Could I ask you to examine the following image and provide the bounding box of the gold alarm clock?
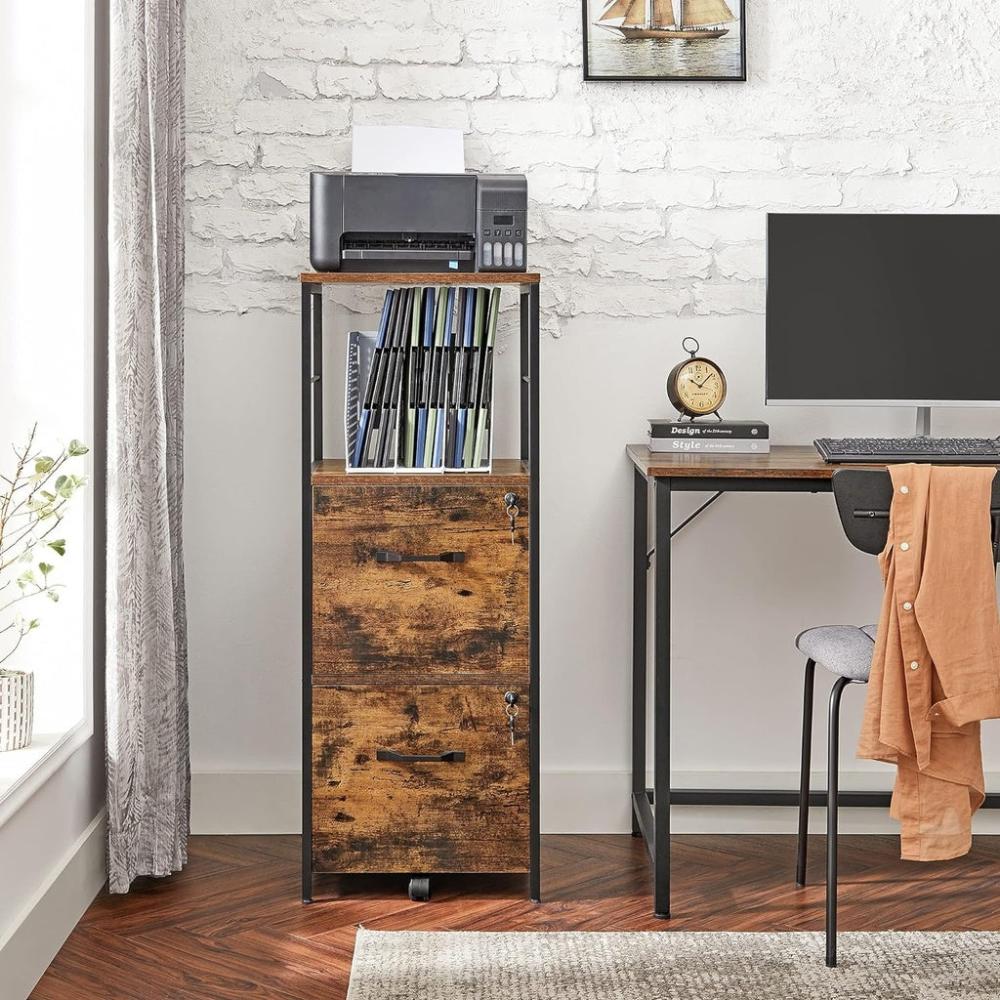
[666,337,727,418]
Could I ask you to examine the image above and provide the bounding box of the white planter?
[0,670,34,752]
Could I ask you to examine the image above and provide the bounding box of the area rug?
[347,928,1000,999]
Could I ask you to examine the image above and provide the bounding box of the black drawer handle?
[375,549,465,564]
[376,749,466,764]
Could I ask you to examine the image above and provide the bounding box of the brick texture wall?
[185,0,1000,331]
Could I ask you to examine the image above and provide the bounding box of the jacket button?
[900,486,909,494]
[903,601,913,611]
[910,661,919,670]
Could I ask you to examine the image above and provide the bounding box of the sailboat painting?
[582,0,745,81]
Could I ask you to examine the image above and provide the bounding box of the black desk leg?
[653,477,672,919]
[632,470,648,836]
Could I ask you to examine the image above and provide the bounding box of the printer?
[309,172,528,274]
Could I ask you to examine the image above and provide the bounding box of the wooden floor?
[32,833,1000,999]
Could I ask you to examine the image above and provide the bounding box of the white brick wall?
[185,1,1000,327]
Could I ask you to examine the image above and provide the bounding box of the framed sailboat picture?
[583,0,746,82]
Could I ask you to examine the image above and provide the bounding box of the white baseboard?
[0,810,106,1000]
[190,768,1000,837]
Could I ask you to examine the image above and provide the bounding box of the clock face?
[673,359,726,415]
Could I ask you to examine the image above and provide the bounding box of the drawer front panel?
[312,685,529,874]
[312,480,529,680]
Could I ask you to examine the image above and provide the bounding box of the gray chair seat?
[795,624,877,682]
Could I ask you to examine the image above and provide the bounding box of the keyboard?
[815,436,1000,464]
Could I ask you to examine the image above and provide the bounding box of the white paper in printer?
[351,125,464,174]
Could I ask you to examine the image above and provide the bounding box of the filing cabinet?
[300,272,540,904]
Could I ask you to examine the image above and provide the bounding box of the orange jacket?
[858,464,1000,861]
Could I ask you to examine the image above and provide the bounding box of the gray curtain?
[106,0,188,894]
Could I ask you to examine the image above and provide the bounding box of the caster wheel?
[408,877,431,902]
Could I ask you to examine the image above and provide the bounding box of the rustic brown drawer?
[312,685,529,874]
[311,478,529,681]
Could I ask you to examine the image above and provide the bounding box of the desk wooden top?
[627,444,880,479]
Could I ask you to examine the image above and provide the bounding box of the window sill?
[0,719,93,828]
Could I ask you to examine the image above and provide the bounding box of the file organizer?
[300,269,541,907]
[345,285,501,474]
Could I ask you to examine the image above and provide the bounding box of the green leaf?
[48,539,66,556]
[38,562,54,576]
[16,569,35,589]
[46,590,59,603]
[34,456,55,474]
[28,619,40,630]
[67,440,89,457]
[54,475,74,499]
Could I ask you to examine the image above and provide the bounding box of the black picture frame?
[582,0,747,83]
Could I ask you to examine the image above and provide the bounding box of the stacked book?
[649,419,770,454]
[348,285,500,472]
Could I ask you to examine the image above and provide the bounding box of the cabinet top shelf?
[300,271,540,286]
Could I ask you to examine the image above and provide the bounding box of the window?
[0,2,94,809]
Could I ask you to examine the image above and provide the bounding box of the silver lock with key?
[504,691,519,746]
[503,492,519,545]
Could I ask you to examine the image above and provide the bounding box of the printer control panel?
[476,174,528,273]
[480,213,526,271]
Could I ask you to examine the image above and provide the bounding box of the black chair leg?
[796,659,816,887]
[826,676,851,969]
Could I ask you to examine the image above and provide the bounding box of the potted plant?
[0,427,88,752]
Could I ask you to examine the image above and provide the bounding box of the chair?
[793,468,1000,968]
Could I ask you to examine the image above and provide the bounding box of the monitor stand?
[915,406,931,438]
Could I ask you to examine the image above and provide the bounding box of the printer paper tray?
[341,248,475,272]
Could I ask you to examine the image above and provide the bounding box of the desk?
[626,443,1000,919]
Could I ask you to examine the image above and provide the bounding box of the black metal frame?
[629,468,1000,922]
[301,278,541,905]
[301,281,322,903]
[581,0,747,83]
[631,472,835,917]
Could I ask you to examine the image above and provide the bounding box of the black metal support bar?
[646,488,725,565]
[519,288,529,465]
[301,282,322,904]
[670,490,723,538]
[669,477,832,495]
[659,787,1000,808]
[653,477,672,919]
[632,470,648,837]
[631,791,655,861]
[527,281,541,904]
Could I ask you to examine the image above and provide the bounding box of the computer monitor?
[765,213,1000,409]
